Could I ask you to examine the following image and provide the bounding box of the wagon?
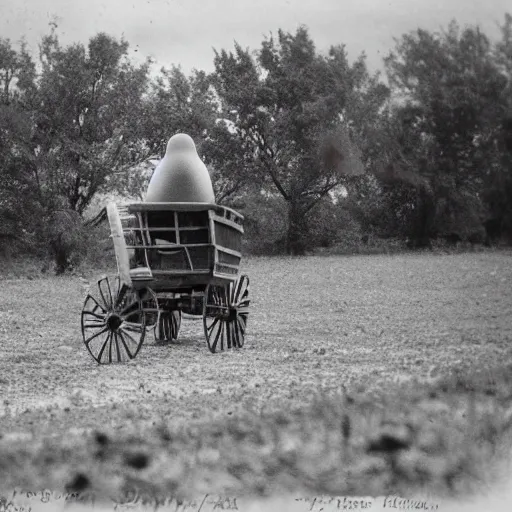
[81,201,250,364]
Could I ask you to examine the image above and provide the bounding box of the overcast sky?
[1,0,510,75]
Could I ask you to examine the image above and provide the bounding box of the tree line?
[1,16,511,272]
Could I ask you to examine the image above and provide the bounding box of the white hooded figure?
[145,133,215,203]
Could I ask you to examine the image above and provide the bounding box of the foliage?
[2,15,512,268]
[210,27,383,254]
[239,192,289,255]
[31,27,152,214]
[382,17,512,246]
[0,26,152,271]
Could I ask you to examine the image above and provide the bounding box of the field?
[1,252,512,510]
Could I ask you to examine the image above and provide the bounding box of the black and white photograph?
[0,0,511,510]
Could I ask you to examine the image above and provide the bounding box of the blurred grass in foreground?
[1,362,511,502]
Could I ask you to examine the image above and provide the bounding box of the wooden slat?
[126,202,244,221]
[106,203,133,289]
[122,227,208,232]
[174,211,180,245]
[125,243,212,249]
[214,262,239,269]
[151,269,211,275]
[128,202,219,212]
[209,210,218,270]
[216,246,242,258]
[215,205,244,222]
[212,214,245,233]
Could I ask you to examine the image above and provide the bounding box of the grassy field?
[0,251,511,508]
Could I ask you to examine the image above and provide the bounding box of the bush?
[239,194,288,255]
[41,210,88,274]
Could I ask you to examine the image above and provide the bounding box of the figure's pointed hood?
[145,133,215,203]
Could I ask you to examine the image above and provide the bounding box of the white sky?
[0,0,510,75]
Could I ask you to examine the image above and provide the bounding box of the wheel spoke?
[118,325,145,359]
[118,331,134,359]
[86,295,107,314]
[232,275,249,306]
[238,297,250,307]
[211,320,223,352]
[207,316,220,334]
[122,321,145,333]
[119,326,140,343]
[84,326,109,346]
[171,311,181,340]
[120,300,139,316]
[239,311,248,327]
[82,312,106,326]
[98,278,113,311]
[114,332,122,362]
[170,314,176,339]
[232,317,240,347]
[96,331,111,362]
[108,332,114,363]
[155,314,167,342]
[165,316,170,339]
[105,277,114,310]
[237,315,247,337]
[83,310,107,320]
[165,316,171,339]
[83,321,106,330]
[226,321,233,349]
[161,320,166,340]
[114,281,129,309]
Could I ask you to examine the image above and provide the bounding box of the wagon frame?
[81,201,250,364]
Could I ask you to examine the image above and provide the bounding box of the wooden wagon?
[81,201,250,364]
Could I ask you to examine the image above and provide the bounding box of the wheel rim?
[203,275,250,353]
[81,276,146,364]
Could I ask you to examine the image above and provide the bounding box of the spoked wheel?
[203,274,250,353]
[155,310,182,342]
[81,275,150,364]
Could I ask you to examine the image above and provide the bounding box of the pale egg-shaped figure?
[145,133,215,203]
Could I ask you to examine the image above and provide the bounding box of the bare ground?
[0,251,511,505]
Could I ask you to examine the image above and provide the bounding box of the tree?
[384,19,510,246]
[142,66,217,151]
[121,65,241,203]
[30,28,152,216]
[481,13,512,243]
[0,37,36,104]
[0,27,153,271]
[210,27,384,254]
[0,38,38,251]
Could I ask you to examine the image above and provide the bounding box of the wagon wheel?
[81,276,155,364]
[155,310,182,342]
[203,274,250,353]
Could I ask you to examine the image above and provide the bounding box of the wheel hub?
[106,313,122,331]
[227,307,238,322]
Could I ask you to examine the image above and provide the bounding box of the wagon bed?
[81,201,250,364]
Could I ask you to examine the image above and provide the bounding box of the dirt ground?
[0,251,511,506]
